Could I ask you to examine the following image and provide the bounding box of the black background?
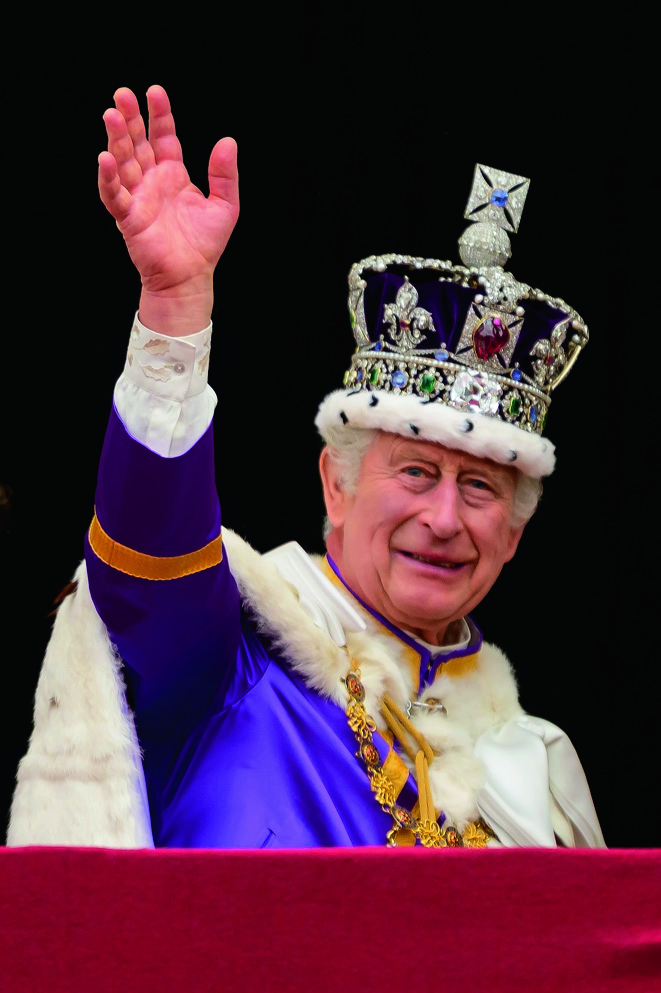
[1,43,654,848]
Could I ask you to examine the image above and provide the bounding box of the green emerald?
[349,309,356,329]
[509,396,521,416]
[420,374,435,393]
[343,369,350,386]
[542,411,548,430]
[369,367,380,385]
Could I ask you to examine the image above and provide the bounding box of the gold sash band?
[88,513,222,580]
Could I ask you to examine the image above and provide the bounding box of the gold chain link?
[344,664,496,849]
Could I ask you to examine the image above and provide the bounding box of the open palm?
[98,86,239,294]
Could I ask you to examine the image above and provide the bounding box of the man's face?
[321,433,525,645]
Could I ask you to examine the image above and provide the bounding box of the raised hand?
[98,85,239,334]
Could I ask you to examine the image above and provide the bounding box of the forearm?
[86,313,240,735]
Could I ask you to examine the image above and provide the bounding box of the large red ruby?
[473,316,510,361]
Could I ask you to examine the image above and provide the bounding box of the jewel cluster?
[344,348,549,434]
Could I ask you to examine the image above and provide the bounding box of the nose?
[417,478,463,539]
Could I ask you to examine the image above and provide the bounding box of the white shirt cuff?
[113,313,217,458]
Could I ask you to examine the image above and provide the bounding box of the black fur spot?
[462,419,474,433]
[346,390,362,397]
[508,450,518,462]
[369,395,379,407]
[410,424,419,435]
[340,411,349,424]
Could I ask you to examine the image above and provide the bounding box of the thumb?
[208,137,239,210]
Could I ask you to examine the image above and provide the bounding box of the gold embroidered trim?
[344,661,495,849]
[88,513,222,581]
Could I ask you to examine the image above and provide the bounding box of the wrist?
[138,277,214,337]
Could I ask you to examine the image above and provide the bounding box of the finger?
[98,151,132,223]
[113,87,155,176]
[208,137,240,211]
[103,107,144,194]
[146,84,184,165]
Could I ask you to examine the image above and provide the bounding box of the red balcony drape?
[2,847,659,993]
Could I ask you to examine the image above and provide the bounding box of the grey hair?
[321,425,542,539]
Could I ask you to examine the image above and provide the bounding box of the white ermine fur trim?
[7,562,153,848]
[316,389,555,479]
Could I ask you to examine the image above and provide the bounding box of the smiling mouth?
[401,551,463,569]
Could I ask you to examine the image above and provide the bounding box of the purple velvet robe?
[85,407,480,848]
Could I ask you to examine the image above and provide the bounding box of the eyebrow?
[390,443,442,463]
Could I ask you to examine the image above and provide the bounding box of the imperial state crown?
[315,164,588,479]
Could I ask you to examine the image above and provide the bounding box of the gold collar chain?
[343,664,495,848]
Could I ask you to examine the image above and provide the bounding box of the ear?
[504,522,526,563]
[319,447,352,529]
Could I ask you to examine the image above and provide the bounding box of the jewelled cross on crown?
[464,164,530,233]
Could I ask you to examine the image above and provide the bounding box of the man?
[7,85,604,850]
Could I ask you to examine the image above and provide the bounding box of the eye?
[462,476,496,494]
[404,466,425,477]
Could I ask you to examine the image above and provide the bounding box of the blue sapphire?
[391,370,408,388]
[511,369,522,381]
[529,405,537,423]
[490,188,509,207]
[435,349,449,361]
[374,340,383,352]
[356,368,364,382]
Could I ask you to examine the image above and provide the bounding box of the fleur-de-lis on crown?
[530,324,568,387]
[383,277,435,351]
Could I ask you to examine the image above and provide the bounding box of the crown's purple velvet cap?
[364,266,568,379]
